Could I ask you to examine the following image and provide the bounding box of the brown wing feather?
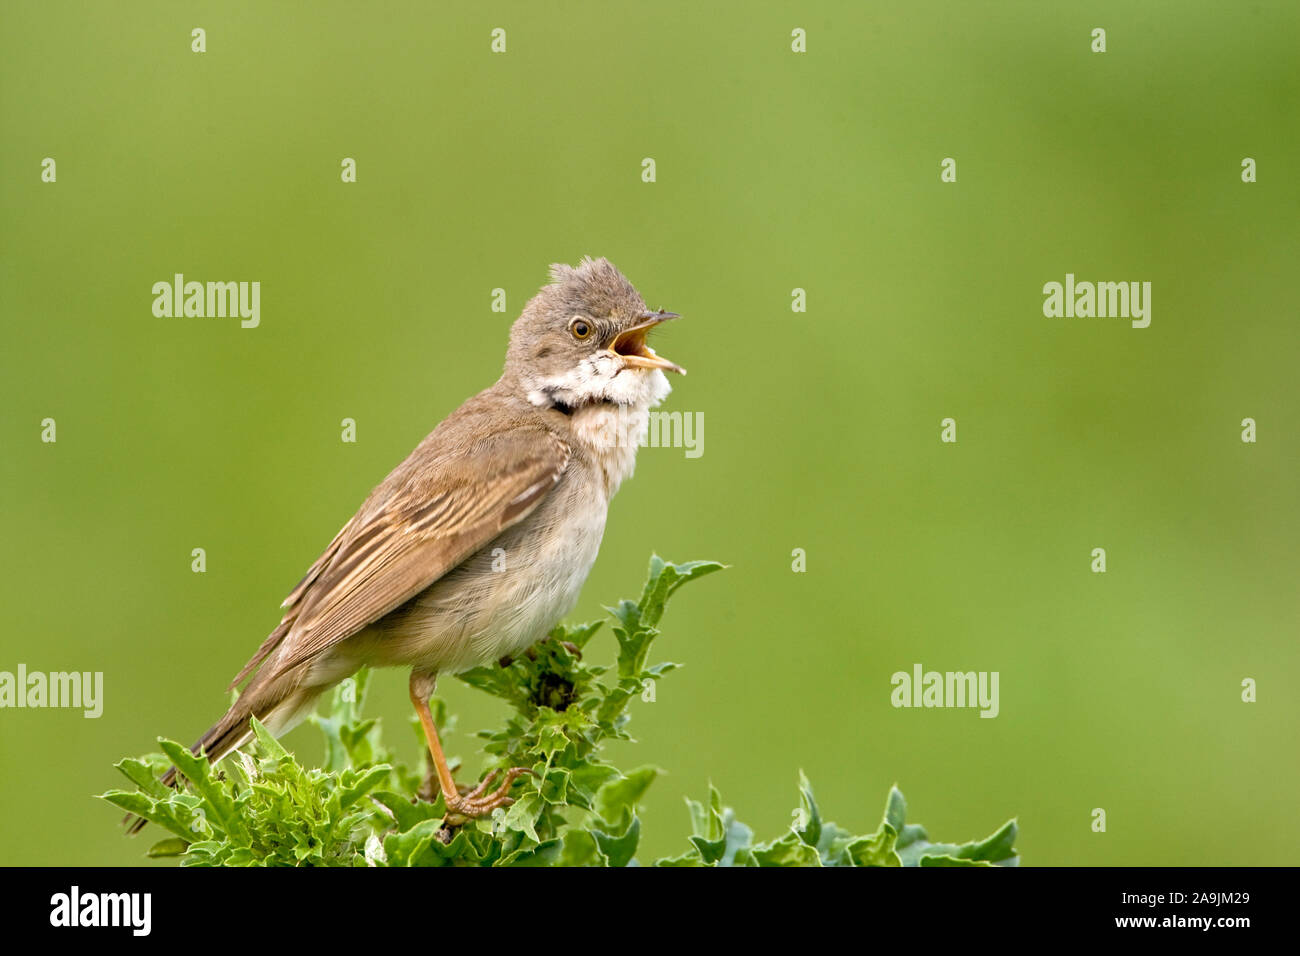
[282,515,357,609]
[258,427,570,681]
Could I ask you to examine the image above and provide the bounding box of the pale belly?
[323,476,608,677]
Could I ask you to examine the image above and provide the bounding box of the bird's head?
[506,257,683,411]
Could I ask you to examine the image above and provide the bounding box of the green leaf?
[101,790,153,818]
[680,785,751,866]
[591,814,641,868]
[248,716,290,762]
[898,819,1019,868]
[654,850,707,867]
[718,812,755,867]
[500,791,546,843]
[883,792,1017,867]
[536,767,570,805]
[793,770,822,848]
[559,829,603,866]
[113,757,170,799]
[752,831,822,867]
[884,785,907,832]
[637,556,726,630]
[372,791,443,832]
[156,738,242,839]
[594,766,660,824]
[336,765,391,811]
[919,854,996,867]
[846,825,901,867]
[146,837,189,858]
[384,819,444,867]
[956,819,1019,864]
[568,761,620,804]
[497,839,562,867]
[562,620,603,650]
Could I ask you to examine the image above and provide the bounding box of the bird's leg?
[408,670,532,819]
[416,754,460,803]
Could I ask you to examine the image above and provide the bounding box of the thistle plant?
[102,556,1018,867]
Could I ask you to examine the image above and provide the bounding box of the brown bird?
[131,257,684,829]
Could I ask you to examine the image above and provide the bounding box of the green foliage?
[101,555,1018,867]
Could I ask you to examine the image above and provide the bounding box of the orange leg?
[408,671,531,819]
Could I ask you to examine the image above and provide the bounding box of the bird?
[130,256,684,829]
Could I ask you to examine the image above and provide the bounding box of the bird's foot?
[417,756,461,803]
[442,767,534,822]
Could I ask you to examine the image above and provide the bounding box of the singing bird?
[132,257,684,827]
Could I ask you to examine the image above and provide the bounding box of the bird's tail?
[124,671,321,835]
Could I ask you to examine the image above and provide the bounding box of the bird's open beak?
[610,309,685,375]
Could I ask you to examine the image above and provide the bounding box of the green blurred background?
[2,1,1296,866]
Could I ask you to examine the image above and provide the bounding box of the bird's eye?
[570,319,592,340]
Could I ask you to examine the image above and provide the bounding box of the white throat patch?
[525,353,672,412]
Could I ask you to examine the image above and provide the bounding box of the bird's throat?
[566,400,656,497]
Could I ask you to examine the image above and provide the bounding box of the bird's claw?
[442,767,535,822]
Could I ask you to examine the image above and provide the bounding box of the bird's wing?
[251,425,571,683]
